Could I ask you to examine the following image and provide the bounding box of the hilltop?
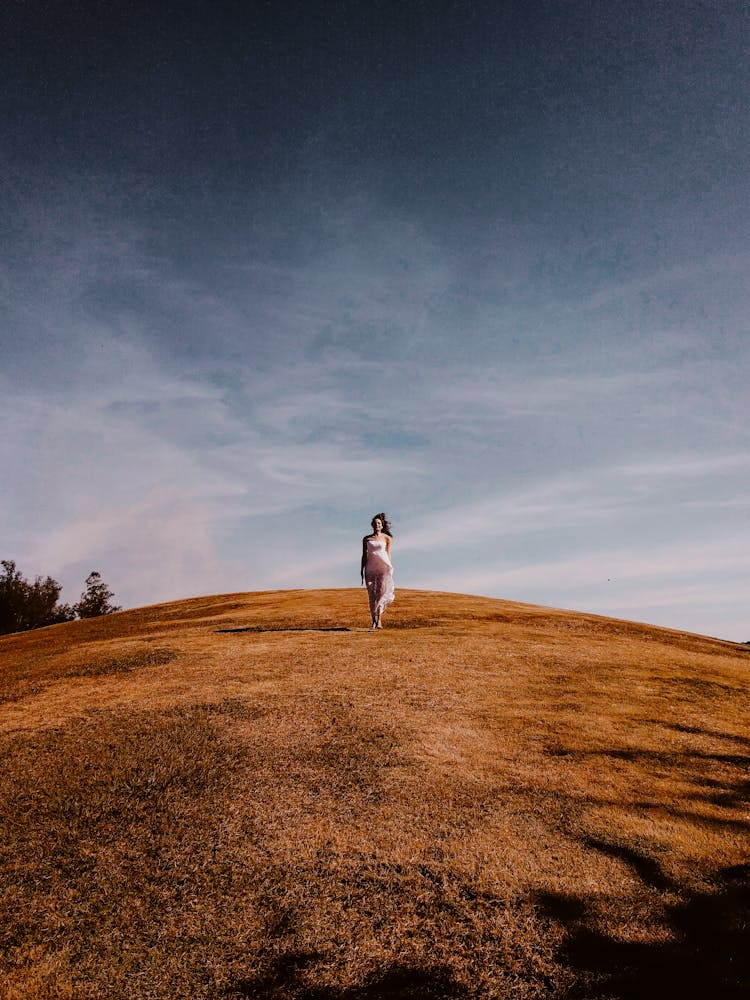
[1,589,748,999]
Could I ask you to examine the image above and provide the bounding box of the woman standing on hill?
[361,513,395,630]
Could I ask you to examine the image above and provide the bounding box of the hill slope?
[1,589,748,999]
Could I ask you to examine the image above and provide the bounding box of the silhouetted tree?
[73,571,121,619]
[0,560,24,634]
[0,560,74,635]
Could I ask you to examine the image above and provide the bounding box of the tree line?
[0,561,121,636]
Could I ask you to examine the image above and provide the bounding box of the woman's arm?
[385,535,392,557]
[361,537,368,582]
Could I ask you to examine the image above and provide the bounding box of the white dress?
[365,537,395,617]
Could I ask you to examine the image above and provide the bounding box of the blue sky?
[2,1,748,639]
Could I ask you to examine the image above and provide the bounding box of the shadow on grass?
[229,958,468,999]
[544,729,750,827]
[567,746,750,768]
[582,836,674,892]
[536,855,750,1000]
[707,779,750,810]
[659,720,750,749]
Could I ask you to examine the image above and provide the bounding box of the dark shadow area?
[582,836,673,892]
[534,891,587,923]
[556,746,750,769]
[537,861,750,1000]
[228,958,469,999]
[531,770,750,833]
[229,950,318,997]
[659,721,750,748]
[707,779,750,810]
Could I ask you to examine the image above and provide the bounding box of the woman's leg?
[366,574,375,627]
[377,570,393,629]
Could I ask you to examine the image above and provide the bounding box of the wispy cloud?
[422,534,748,593]
[0,335,421,606]
[583,254,749,311]
[394,445,749,553]
[435,368,679,418]
[615,452,750,479]
[412,534,748,639]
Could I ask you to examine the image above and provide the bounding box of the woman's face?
[373,517,383,532]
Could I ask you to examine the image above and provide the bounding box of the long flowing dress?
[365,537,395,618]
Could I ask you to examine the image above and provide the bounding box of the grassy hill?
[1,589,748,999]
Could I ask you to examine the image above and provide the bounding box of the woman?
[360,512,395,629]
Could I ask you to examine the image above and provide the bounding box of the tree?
[0,562,121,635]
[0,560,25,634]
[0,560,74,635]
[73,571,121,619]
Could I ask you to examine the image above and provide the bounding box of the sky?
[1,0,748,640]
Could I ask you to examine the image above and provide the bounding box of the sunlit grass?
[1,589,747,998]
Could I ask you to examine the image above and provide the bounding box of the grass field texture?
[1,588,748,999]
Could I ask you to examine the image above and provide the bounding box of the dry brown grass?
[1,589,748,999]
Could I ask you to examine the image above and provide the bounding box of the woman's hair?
[371,512,393,536]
